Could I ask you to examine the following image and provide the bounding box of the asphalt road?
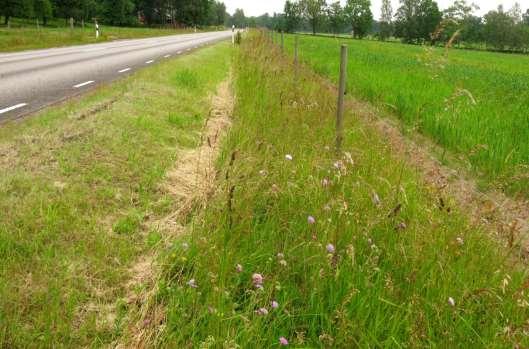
[0,30,233,121]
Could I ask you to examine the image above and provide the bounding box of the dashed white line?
[73,80,95,88]
[164,54,171,58]
[145,60,154,64]
[118,68,131,73]
[0,103,27,114]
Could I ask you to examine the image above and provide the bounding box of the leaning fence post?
[336,45,348,155]
[294,36,299,64]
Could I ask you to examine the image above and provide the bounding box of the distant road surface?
[0,30,232,121]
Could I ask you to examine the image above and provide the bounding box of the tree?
[379,0,393,40]
[284,0,301,33]
[232,8,246,28]
[34,0,53,25]
[327,1,344,34]
[441,0,479,44]
[483,5,516,50]
[344,0,373,38]
[0,0,23,24]
[394,0,441,43]
[524,9,529,25]
[211,1,227,26]
[299,0,326,35]
[417,0,441,43]
[394,0,419,43]
[104,0,134,25]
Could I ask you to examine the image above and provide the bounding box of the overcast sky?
[224,0,529,18]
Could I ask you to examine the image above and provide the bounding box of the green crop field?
[281,34,529,198]
[0,18,219,52]
[154,34,529,348]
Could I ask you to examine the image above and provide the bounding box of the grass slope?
[281,34,529,198]
[156,34,529,347]
[0,42,231,347]
[0,18,220,52]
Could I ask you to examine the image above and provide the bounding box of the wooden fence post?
[70,17,74,30]
[281,31,284,51]
[294,36,299,64]
[336,45,348,155]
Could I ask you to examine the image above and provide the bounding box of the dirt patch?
[114,77,234,348]
[345,97,529,259]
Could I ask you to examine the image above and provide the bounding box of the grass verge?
[0,18,220,52]
[154,33,529,347]
[281,34,529,198]
[0,42,231,347]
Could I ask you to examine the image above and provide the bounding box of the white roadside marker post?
[232,25,235,45]
[95,19,100,39]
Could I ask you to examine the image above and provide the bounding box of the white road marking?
[145,60,154,64]
[118,68,131,73]
[0,103,27,114]
[164,54,171,58]
[73,80,94,88]
[82,47,107,53]
[177,51,183,54]
[186,48,191,51]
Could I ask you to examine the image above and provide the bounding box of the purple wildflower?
[271,300,279,309]
[326,243,335,254]
[187,279,197,288]
[308,216,316,225]
[279,337,289,346]
[236,264,243,273]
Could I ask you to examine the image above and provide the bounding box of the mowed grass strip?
[0,18,218,52]
[0,42,231,347]
[282,34,529,198]
[155,35,529,348]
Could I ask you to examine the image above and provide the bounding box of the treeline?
[0,0,229,27]
[244,0,529,53]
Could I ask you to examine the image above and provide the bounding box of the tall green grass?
[281,34,529,197]
[156,34,529,347]
[0,43,231,347]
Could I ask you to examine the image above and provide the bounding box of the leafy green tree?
[395,0,441,43]
[379,0,393,40]
[299,0,326,35]
[211,1,226,26]
[104,0,134,25]
[327,1,345,34]
[441,0,479,44]
[34,0,53,24]
[284,0,301,33]
[483,5,514,50]
[459,15,483,43]
[0,0,24,23]
[417,0,441,42]
[232,8,246,27]
[345,0,373,38]
[524,9,529,25]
